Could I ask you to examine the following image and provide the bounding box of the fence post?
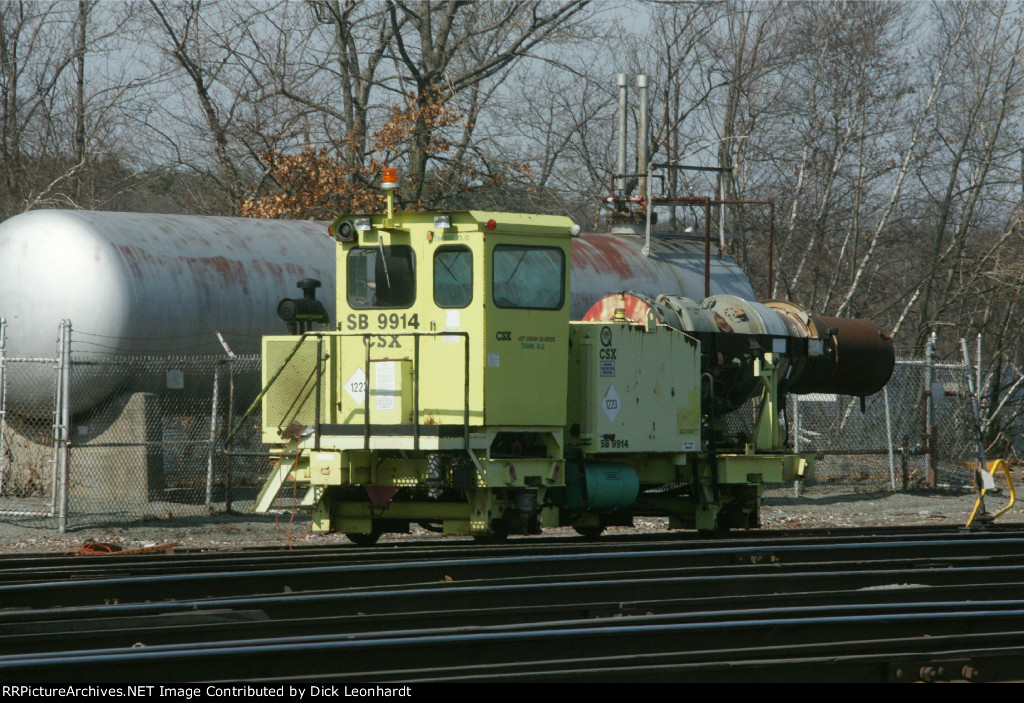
[792,395,801,497]
[216,332,237,514]
[884,385,896,490]
[206,362,220,508]
[49,323,63,513]
[226,358,234,513]
[57,320,72,533]
[925,331,937,486]
[0,318,6,498]
[976,333,984,430]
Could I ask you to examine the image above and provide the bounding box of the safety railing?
[227,329,472,454]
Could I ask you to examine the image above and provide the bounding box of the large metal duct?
[583,292,894,413]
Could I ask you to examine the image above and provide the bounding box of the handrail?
[227,329,473,453]
[224,331,316,448]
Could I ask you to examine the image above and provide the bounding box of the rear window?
[492,245,564,310]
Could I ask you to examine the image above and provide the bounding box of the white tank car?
[0,209,336,413]
[0,210,754,415]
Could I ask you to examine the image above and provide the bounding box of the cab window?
[347,246,416,308]
[492,245,564,310]
[434,246,473,308]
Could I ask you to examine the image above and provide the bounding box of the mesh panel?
[61,356,261,528]
[0,358,59,524]
[717,396,759,440]
[263,337,329,435]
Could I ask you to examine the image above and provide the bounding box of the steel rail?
[325,634,1024,683]
[4,536,1024,587]
[6,543,1024,610]
[2,524,1020,571]
[5,596,1024,657]
[4,529,1024,681]
[4,609,1024,682]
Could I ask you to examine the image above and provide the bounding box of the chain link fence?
[0,319,65,526]
[0,321,988,530]
[0,320,269,530]
[0,359,61,522]
[770,357,978,499]
[62,355,266,530]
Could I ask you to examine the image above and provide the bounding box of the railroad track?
[1,526,1023,682]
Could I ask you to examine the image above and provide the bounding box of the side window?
[347,246,416,309]
[492,245,565,310]
[434,246,473,308]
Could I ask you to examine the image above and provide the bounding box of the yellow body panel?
[482,238,570,427]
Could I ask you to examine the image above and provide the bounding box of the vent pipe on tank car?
[637,74,649,201]
[616,74,628,197]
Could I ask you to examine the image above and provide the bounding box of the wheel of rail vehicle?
[472,523,509,544]
[573,525,606,540]
[345,531,382,547]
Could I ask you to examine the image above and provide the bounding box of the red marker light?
[486,219,497,231]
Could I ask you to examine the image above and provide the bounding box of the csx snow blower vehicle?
[250,181,894,543]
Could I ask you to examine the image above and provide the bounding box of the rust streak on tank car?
[115,244,158,278]
[575,234,642,278]
[182,256,250,294]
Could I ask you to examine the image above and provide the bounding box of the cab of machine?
[334,210,575,431]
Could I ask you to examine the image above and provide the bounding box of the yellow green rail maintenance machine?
[246,181,894,543]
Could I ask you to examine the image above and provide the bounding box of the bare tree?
[273,1,396,177]
[384,0,593,205]
[0,1,140,216]
[143,0,252,206]
[700,2,788,240]
[904,2,1024,352]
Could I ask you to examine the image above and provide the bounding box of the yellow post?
[966,459,1016,527]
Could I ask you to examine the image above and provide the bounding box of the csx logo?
[600,348,616,360]
[363,335,402,348]
[496,330,512,341]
